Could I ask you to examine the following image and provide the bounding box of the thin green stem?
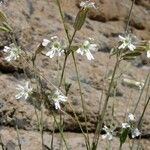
[125,0,135,32]
[15,124,22,150]
[91,58,119,150]
[119,143,123,150]
[71,52,90,149]
[144,73,150,105]
[138,97,150,129]
[66,101,90,147]
[0,135,5,150]
[55,0,77,88]
[59,54,68,87]
[51,122,55,150]
[40,104,44,150]
[56,0,70,42]
[52,112,69,150]
[59,30,76,87]
[133,72,150,114]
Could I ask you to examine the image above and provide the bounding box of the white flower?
[102,126,113,141]
[3,44,21,62]
[131,128,141,138]
[15,81,33,100]
[118,35,136,51]
[50,90,67,110]
[80,0,96,9]
[77,38,97,60]
[122,123,130,128]
[147,50,150,58]
[42,36,64,58]
[128,113,135,121]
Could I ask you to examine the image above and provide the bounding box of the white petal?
[86,51,94,60]
[55,101,61,110]
[122,123,130,128]
[102,134,107,139]
[15,93,23,99]
[118,43,126,49]
[119,35,125,41]
[42,39,50,47]
[46,50,55,58]
[147,50,150,58]
[24,93,29,100]
[51,36,58,40]
[128,113,135,121]
[3,46,11,52]
[58,95,67,102]
[80,1,85,7]
[128,44,136,51]
[89,44,97,51]
[131,128,141,138]
[77,48,84,55]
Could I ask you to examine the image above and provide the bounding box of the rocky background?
[0,0,150,149]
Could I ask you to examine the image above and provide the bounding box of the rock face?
[76,0,150,39]
[0,0,150,149]
[0,128,150,150]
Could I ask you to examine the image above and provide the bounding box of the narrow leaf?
[120,128,129,144]
[0,10,7,23]
[74,9,88,31]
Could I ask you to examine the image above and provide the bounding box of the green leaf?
[0,11,12,33]
[120,128,129,144]
[73,9,88,31]
[2,22,12,32]
[122,52,141,58]
[0,10,7,23]
[122,51,141,60]
[123,56,136,60]
[0,26,10,32]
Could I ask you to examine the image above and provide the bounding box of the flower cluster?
[48,90,67,110]
[122,113,141,138]
[15,80,67,110]
[80,0,96,9]
[77,38,97,60]
[15,81,33,100]
[118,34,136,51]
[3,44,21,62]
[42,36,64,58]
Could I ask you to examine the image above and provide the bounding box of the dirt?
[0,0,150,149]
